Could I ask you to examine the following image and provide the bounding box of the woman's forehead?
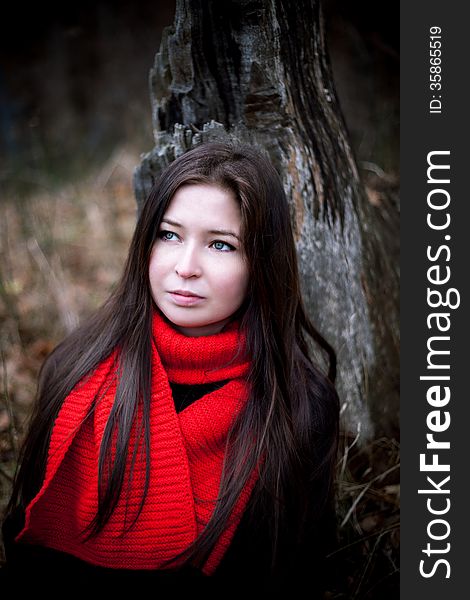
[163,183,242,228]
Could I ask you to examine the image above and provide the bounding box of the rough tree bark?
[133,0,399,440]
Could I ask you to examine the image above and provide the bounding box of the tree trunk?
[133,0,399,440]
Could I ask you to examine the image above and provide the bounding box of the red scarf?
[16,310,257,575]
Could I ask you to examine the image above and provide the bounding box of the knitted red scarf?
[16,310,257,575]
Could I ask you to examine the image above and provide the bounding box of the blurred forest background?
[0,0,399,596]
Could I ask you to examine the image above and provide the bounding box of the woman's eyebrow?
[161,218,240,241]
[161,218,182,227]
[208,228,240,241]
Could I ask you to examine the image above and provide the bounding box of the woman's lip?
[168,292,205,306]
[170,290,203,298]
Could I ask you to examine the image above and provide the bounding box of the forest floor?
[0,148,399,598]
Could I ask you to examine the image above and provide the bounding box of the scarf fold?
[16,310,257,575]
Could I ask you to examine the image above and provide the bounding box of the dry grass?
[325,432,400,599]
[0,146,139,560]
[0,155,399,596]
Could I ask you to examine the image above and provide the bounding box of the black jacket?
[1,381,336,596]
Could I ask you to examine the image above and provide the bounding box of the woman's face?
[149,183,249,337]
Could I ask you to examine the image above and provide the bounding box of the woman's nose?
[175,244,202,278]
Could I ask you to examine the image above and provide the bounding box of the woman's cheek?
[218,260,249,300]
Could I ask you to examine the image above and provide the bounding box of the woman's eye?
[211,240,235,252]
[159,230,178,241]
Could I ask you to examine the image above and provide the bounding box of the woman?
[2,142,339,593]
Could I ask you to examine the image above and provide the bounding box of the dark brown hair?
[8,141,339,571]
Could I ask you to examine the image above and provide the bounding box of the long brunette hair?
[8,141,339,570]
